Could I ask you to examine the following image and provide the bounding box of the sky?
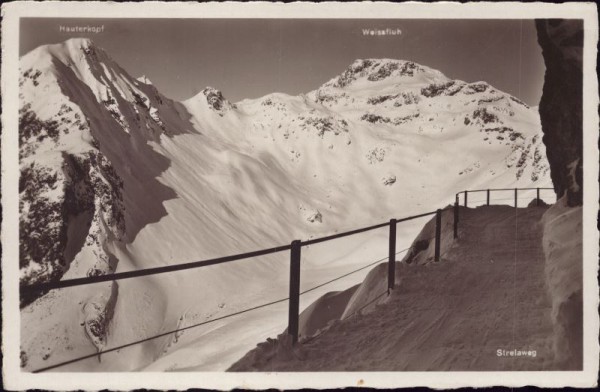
[20,18,545,105]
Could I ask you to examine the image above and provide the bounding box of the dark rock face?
[202,87,236,115]
[535,19,584,206]
[332,59,425,88]
[18,139,125,307]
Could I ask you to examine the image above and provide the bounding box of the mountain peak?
[137,75,153,85]
[185,86,236,115]
[201,86,222,95]
[64,37,94,49]
[21,37,109,73]
[324,58,448,89]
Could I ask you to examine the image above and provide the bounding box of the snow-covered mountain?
[18,38,550,371]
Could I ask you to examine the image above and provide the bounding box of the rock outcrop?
[201,87,236,115]
[536,19,584,370]
[535,19,584,206]
[19,38,189,360]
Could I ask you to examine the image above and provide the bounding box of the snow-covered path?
[230,203,560,371]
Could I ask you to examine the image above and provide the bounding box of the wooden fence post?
[464,191,468,208]
[487,189,490,205]
[514,188,518,208]
[435,209,442,262]
[536,187,540,206]
[388,219,396,293]
[453,200,459,239]
[288,240,301,344]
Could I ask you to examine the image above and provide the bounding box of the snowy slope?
[19,39,551,372]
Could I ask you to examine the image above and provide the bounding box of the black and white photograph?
[2,1,598,390]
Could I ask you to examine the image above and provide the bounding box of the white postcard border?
[2,1,598,390]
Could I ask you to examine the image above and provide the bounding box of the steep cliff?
[535,19,584,369]
[535,19,584,206]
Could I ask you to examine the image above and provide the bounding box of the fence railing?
[20,186,555,372]
[452,187,554,238]
[456,187,554,209]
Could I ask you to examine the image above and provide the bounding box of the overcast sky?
[20,18,545,105]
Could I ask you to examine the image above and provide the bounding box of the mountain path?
[230,204,557,371]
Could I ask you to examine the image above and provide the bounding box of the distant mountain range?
[19,38,550,372]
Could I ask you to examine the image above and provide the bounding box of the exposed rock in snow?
[382,175,396,185]
[297,205,323,224]
[307,211,323,223]
[324,59,432,89]
[421,80,463,98]
[299,115,348,138]
[458,161,481,176]
[185,87,236,117]
[361,113,391,124]
[136,75,153,85]
[366,147,386,164]
[19,108,125,307]
[83,282,119,355]
[202,87,236,113]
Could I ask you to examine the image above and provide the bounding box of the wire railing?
[32,295,291,373]
[456,187,555,208]
[20,186,555,372]
[33,246,420,373]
